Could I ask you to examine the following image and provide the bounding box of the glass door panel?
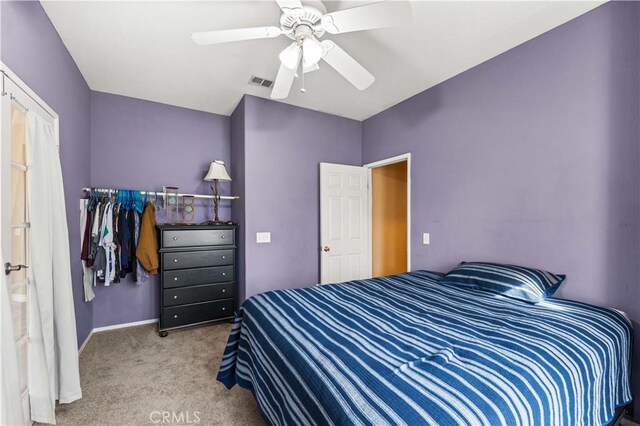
[7,104,30,415]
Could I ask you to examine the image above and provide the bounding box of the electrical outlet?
[256,232,271,244]
[423,233,430,245]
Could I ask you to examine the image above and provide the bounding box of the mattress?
[217,270,632,426]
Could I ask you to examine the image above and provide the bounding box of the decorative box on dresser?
[157,224,238,337]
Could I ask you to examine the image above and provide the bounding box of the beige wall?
[372,161,407,277]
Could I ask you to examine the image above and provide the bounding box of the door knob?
[323,246,330,252]
[4,262,28,276]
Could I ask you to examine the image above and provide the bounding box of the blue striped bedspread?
[217,270,633,426]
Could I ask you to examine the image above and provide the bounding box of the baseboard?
[78,330,94,354]
[93,318,158,333]
[78,318,159,354]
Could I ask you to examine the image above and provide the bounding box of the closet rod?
[82,187,239,201]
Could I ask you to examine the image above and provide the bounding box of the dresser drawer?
[163,229,234,248]
[163,249,233,270]
[162,299,234,328]
[163,282,234,307]
[163,265,233,289]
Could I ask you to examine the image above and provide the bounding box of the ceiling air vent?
[248,75,274,89]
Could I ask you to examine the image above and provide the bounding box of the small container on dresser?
[157,224,238,337]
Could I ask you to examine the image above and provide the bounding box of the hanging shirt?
[79,200,95,302]
[112,203,121,284]
[136,202,159,275]
[119,207,131,277]
[135,210,150,284]
[128,210,138,282]
[98,202,116,285]
[87,201,103,267]
[91,201,106,277]
[80,203,92,261]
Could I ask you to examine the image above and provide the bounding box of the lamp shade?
[204,160,231,182]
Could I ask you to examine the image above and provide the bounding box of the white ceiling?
[41,0,604,121]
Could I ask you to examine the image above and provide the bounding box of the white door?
[1,78,31,423]
[1,67,57,424]
[320,163,369,284]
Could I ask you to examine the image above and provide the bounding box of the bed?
[217,270,633,426]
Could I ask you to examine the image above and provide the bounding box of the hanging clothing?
[136,202,159,274]
[135,210,150,284]
[26,111,81,424]
[80,201,91,261]
[93,202,106,282]
[98,202,116,285]
[128,210,138,282]
[119,207,130,276]
[112,203,121,284]
[80,200,96,302]
[87,200,104,268]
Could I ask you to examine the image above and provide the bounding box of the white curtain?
[1,245,26,425]
[26,111,81,424]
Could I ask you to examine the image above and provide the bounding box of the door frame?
[0,61,59,424]
[364,153,411,276]
[0,62,59,141]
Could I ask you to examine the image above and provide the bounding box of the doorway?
[1,63,60,424]
[318,154,410,284]
[365,154,410,278]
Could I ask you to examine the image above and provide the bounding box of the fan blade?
[321,40,374,90]
[321,1,412,35]
[271,64,297,99]
[275,0,303,13]
[192,26,282,45]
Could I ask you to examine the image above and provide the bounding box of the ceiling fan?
[192,0,412,99]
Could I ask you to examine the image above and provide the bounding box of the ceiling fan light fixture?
[303,62,320,74]
[302,36,323,67]
[279,43,301,70]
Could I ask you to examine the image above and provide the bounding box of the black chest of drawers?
[157,224,238,336]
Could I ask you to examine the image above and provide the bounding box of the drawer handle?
[174,277,178,281]
[173,259,178,263]
[221,235,225,239]
[221,255,226,259]
[173,295,178,299]
[222,289,226,293]
[174,315,178,319]
[172,237,178,241]
[222,307,226,311]
[222,272,226,276]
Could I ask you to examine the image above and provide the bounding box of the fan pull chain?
[300,49,306,93]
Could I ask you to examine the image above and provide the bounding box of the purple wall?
[363,1,640,413]
[1,1,93,346]
[239,95,362,298]
[89,91,230,327]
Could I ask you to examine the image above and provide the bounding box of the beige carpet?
[52,323,264,426]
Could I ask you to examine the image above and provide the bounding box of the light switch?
[423,233,430,245]
[256,232,271,244]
